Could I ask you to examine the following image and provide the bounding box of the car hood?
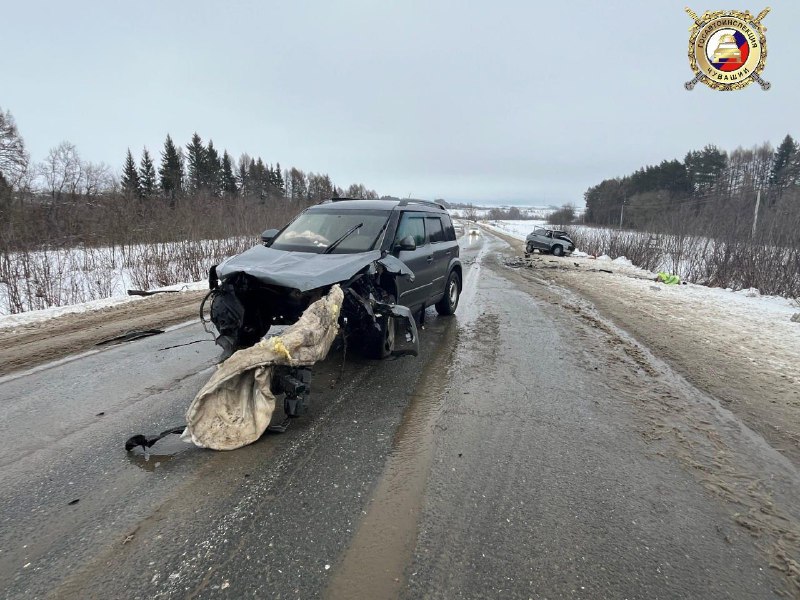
[216,245,411,292]
[555,234,574,244]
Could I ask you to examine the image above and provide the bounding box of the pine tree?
[121,148,141,198]
[159,134,184,204]
[221,151,237,197]
[205,140,222,196]
[769,134,799,188]
[139,148,157,199]
[254,157,267,201]
[237,154,251,197]
[186,133,206,194]
[685,145,727,192]
[274,162,285,196]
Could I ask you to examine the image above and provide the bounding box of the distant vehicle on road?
[468,227,481,236]
[525,227,575,256]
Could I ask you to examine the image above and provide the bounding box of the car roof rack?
[398,199,447,210]
[326,197,447,211]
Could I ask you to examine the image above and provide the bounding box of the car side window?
[395,213,426,247]
[426,217,445,243]
[442,215,456,241]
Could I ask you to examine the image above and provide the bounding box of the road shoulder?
[0,290,207,377]
[490,227,800,469]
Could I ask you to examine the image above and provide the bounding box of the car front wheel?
[552,245,564,257]
[372,315,396,359]
[435,271,461,316]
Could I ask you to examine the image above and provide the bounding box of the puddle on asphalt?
[126,434,192,471]
[326,317,459,600]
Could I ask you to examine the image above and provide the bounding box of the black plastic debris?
[126,289,181,296]
[96,329,165,346]
[124,426,186,452]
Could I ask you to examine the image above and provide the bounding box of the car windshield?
[270,209,391,254]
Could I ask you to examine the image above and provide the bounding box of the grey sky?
[3,0,797,205]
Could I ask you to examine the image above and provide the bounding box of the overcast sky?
[2,0,798,205]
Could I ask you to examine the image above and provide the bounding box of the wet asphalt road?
[0,231,797,599]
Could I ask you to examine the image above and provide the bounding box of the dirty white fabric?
[183,285,343,450]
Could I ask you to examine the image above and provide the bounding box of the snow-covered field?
[449,207,556,220]
[482,219,547,239]
[0,237,253,317]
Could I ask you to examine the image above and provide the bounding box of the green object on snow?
[657,272,680,285]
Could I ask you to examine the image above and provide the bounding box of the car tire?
[552,245,564,257]
[526,242,534,254]
[372,314,396,359]
[435,271,461,316]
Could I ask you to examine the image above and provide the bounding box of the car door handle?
[426,255,434,263]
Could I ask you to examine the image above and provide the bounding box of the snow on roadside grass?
[0,280,208,332]
[0,236,252,316]
[480,219,800,319]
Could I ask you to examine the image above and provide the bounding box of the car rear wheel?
[435,271,461,316]
[552,245,564,257]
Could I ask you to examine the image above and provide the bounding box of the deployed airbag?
[182,285,343,450]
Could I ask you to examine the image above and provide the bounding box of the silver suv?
[525,227,575,256]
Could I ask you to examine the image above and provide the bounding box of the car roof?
[311,198,448,213]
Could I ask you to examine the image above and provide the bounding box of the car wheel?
[526,242,534,254]
[552,245,564,257]
[435,271,461,316]
[373,314,396,359]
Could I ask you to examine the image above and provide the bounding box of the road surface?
[1,230,798,599]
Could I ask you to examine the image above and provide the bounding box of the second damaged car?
[206,198,462,361]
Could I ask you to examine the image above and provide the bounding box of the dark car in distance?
[206,198,462,361]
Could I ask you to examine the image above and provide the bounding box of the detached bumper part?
[375,301,419,357]
[345,288,419,358]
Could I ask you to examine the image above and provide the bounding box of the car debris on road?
[127,198,464,452]
[184,285,344,450]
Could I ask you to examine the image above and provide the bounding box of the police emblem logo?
[684,7,771,91]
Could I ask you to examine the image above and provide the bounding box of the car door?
[531,228,548,251]
[394,212,434,310]
[425,215,449,302]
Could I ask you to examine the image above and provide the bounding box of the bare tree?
[0,107,30,187]
[82,162,114,198]
[41,142,83,201]
[464,203,478,221]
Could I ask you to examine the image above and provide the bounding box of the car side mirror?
[261,228,279,245]
[396,235,416,252]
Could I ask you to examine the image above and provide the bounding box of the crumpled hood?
[217,245,385,292]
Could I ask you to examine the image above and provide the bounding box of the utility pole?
[752,190,761,238]
[619,197,626,229]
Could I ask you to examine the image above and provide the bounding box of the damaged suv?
[206,198,462,360]
[525,226,575,256]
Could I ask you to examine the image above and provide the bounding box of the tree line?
[584,135,800,236]
[581,136,799,297]
[0,106,380,250]
[119,132,381,205]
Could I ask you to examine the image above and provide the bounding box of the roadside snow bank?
[0,280,207,331]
